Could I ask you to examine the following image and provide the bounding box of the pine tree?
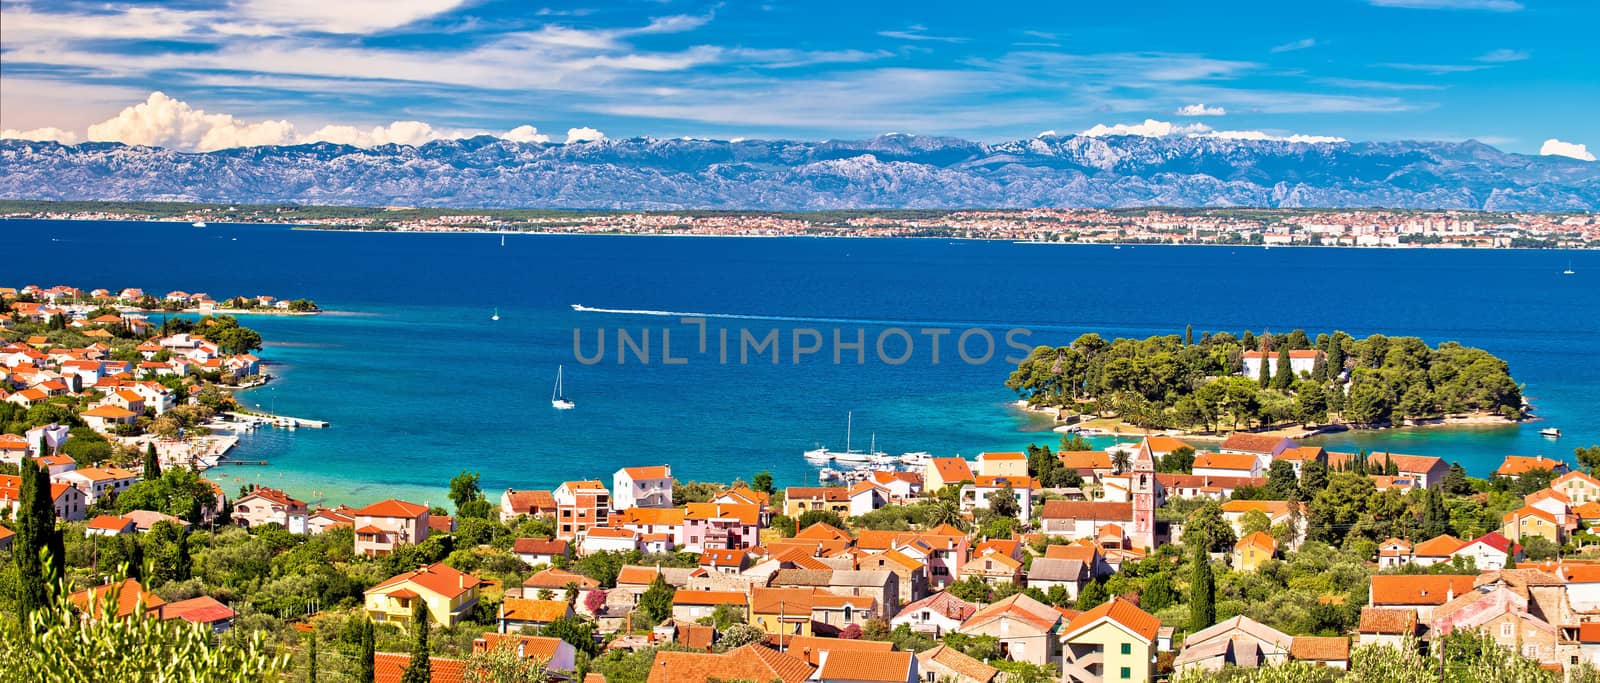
[1189,552,1215,631]
[1421,488,1451,538]
[143,443,161,479]
[1273,345,1294,391]
[356,618,376,683]
[1310,354,1328,382]
[175,531,192,581]
[638,574,674,624]
[1298,460,1329,501]
[400,602,430,683]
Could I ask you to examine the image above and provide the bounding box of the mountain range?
[2,134,1597,211]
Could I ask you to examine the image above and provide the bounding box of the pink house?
[352,499,431,557]
[682,502,761,552]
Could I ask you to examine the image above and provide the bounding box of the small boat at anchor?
[1541,428,1562,438]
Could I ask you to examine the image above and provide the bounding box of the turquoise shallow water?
[4,219,1597,507]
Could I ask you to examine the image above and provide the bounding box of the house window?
[1524,644,1537,658]
[1120,667,1131,679]
[1121,643,1131,655]
[1501,623,1514,638]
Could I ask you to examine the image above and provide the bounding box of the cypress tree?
[175,530,192,581]
[14,459,57,622]
[1257,349,1272,387]
[1326,335,1346,378]
[1385,454,1399,476]
[400,601,431,683]
[1310,354,1327,382]
[357,618,376,683]
[1184,324,1194,346]
[143,442,161,479]
[307,629,319,683]
[1190,552,1216,631]
[1273,345,1294,390]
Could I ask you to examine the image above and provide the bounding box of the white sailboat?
[192,221,207,228]
[804,412,886,465]
[491,307,500,321]
[1565,260,1576,275]
[500,234,506,247]
[551,365,575,410]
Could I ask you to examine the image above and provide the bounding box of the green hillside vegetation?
[1005,329,1523,432]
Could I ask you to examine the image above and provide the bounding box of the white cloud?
[1077,119,1343,143]
[501,125,552,144]
[1175,103,1226,116]
[1540,139,1595,162]
[1079,119,1211,137]
[0,127,81,144]
[1201,130,1347,143]
[877,24,967,43]
[47,92,606,151]
[1036,130,1058,138]
[565,127,607,143]
[1476,48,1529,63]
[86,92,298,151]
[302,121,481,147]
[1368,0,1523,10]
[1270,38,1317,53]
[233,0,469,34]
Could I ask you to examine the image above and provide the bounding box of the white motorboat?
[1541,428,1561,438]
[192,221,207,228]
[898,451,932,467]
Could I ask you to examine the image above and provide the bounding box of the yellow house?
[1502,505,1563,544]
[924,458,975,492]
[975,451,1029,478]
[782,487,850,518]
[1233,531,1278,572]
[749,587,822,637]
[365,562,482,627]
[1060,597,1159,683]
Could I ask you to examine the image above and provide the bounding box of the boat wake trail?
[570,304,1060,330]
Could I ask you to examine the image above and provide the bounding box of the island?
[1006,328,1526,438]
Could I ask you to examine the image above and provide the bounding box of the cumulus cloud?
[0,127,81,144]
[34,92,603,151]
[501,125,552,144]
[1175,103,1226,117]
[86,92,297,151]
[302,120,476,147]
[1078,119,1343,143]
[1079,119,1211,137]
[1476,48,1529,63]
[565,127,606,143]
[1540,139,1595,161]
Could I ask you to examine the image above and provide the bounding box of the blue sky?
[0,0,1595,156]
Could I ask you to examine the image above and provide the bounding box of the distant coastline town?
[4,200,1599,248]
[9,277,1600,682]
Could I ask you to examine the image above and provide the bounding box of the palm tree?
[1111,450,1131,474]
[926,499,965,531]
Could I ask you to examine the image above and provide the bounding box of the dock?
[226,411,329,429]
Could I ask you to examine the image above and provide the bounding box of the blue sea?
[4,219,1597,507]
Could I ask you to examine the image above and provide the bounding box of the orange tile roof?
[1276,446,1325,462]
[1370,575,1476,606]
[474,633,569,661]
[1194,453,1260,471]
[647,644,813,683]
[779,636,893,666]
[785,486,850,502]
[1061,596,1160,642]
[1142,436,1193,453]
[1496,455,1568,477]
[1577,501,1600,519]
[613,507,686,526]
[683,502,761,525]
[1503,505,1559,525]
[68,578,166,619]
[1219,433,1290,454]
[354,499,429,519]
[619,466,671,479]
[374,652,466,683]
[972,475,1033,488]
[1291,636,1351,662]
[1412,534,1467,557]
[672,590,748,606]
[1058,450,1112,470]
[962,593,1062,633]
[817,650,912,682]
[370,562,481,600]
[1358,607,1417,634]
[921,644,1000,682]
[978,451,1026,461]
[500,598,571,623]
[930,457,974,482]
[1235,531,1278,552]
[1219,500,1291,516]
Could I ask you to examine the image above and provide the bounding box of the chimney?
[1447,585,1455,602]
[460,574,466,590]
[518,641,525,658]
